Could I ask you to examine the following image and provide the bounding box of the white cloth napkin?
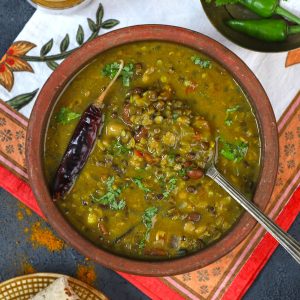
[1,0,299,119]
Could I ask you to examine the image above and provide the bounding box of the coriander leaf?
[56,107,81,125]
[173,112,179,120]
[112,140,131,155]
[139,207,158,249]
[92,176,126,210]
[167,153,176,165]
[139,238,146,249]
[133,177,151,193]
[162,177,178,198]
[102,62,134,87]
[142,207,158,229]
[225,118,233,126]
[177,168,187,177]
[220,140,248,162]
[225,105,240,126]
[106,176,115,190]
[102,62,120,78]
[226,105,240,113]
[121,63,134,87]
[110,199,126,210]
[191,56,212,69]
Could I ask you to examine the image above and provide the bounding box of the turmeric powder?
[17,211,24,221]
[30,222,64,252]
[22,261,36,274]
[76,265,97,286]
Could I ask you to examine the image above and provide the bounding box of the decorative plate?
[0,273,108,300]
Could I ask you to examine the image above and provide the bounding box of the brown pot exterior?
[26,25,278,276]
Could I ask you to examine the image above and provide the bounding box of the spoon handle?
[206,165,300,264]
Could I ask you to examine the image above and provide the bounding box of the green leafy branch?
[21,3,119,70]
[6,89,39,110]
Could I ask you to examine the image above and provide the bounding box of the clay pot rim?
[26,25,278,276]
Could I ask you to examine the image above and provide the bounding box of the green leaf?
[40,39,53,56]
[88,18,98,32]
[220,140,248,162]
[142,207,158,229]
[103,62,134,87]
[6,89,39,111]
[101,19,120,29]
[139,207,158,249]
[121,63,134,86]
[110,199,126,210]
[225,105,240,126]
[112,140,131,155]
[76,25,84,45]
[102,62,120,78]
[162,177,177,198]
[96,3,104,25]
[56,107,81,125]
[106,176,115,190]
[133,178,151,193]
[60,34,70,52]
[46,61,59,71]
[226,105,240,113]
[225,118,233,126]
[92,176,127,210]
[191,56,212,69]
[177,168,186,177]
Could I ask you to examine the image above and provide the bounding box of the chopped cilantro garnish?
[102,62,134,86]
[220,140,248,162]
[191,56,212,69]
[178,168,188,177]
[226,105,240,113]
[225,105,240,126]
[173,113,179,120]
[139,207,158,249]
[162,177,178,198]
[168,153,176,164]
[92,176,126,210]
[112,140,131,155]
[155,174,165,187]
[56,107,80,125]
[177,169,186,177]
[133,177,151,193]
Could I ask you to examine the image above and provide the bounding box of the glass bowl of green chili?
[201,0,300,52]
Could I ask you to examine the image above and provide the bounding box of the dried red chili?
[52,60,124,201]
[52,104,103,200]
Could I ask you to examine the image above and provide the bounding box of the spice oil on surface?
[44,42,261,260]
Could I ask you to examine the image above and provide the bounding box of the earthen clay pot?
[26,25,278,276]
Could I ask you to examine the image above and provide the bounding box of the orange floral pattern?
[0,41,36,91]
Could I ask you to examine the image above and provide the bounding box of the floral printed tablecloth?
[0,1,299,299]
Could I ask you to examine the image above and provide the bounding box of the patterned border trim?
[0,92,299,300]
[0,99,28,181]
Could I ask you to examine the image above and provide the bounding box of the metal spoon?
[205,139,300,264]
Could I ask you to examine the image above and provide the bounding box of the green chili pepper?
[238,0,300,25]
[227,19,300,42]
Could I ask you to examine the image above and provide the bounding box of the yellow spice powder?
[17,211,24,221]
[22,261,36,275]
[76,265,97,286]
[30,222,64,252]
